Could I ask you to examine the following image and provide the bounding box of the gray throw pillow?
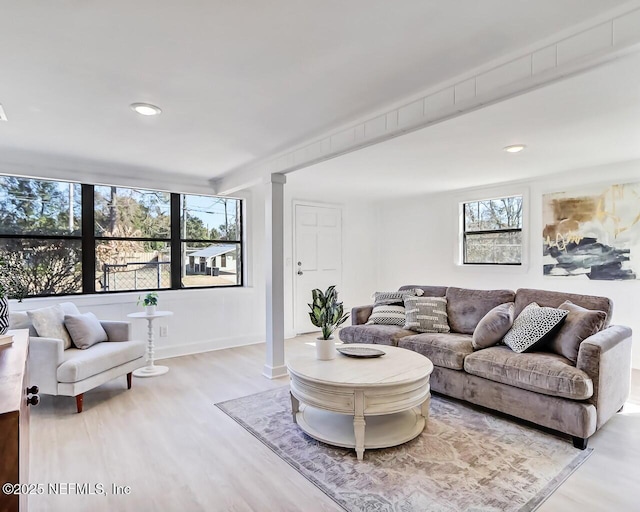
[548,301,607,363]
[27,304,73,349]
[403,296,450,333]
[472,302,514,350]
[503,302,568,353]
[64,313,109,349]
[373,288,424,306]
[366,305,406,326]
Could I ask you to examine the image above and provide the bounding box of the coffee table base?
[296,404,425,460]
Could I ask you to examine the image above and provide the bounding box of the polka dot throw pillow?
[503,302,568,353]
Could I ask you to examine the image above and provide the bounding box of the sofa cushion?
[28,304,74,349]
[338,325,415,346]
[472,302,514,350]
[65,312,109,349]
[373,288,423,305]
[549,301,607,364]
[464,346,593,400]
[403,296,450,333]
[503,303,568,353]
[8,311,38,336]
[446,287,515,334]
[398,333,473,370]
[514,288,613,327]
[57,340,146,383]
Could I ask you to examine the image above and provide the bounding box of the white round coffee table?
[287,344,433,460]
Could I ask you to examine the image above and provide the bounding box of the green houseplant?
[308,286,349,360]
[137,292,159,315]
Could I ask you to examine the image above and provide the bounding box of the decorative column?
[263,173,287,379]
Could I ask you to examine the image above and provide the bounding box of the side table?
[127,311,173,377]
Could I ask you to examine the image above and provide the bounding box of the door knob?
[27,395,39,406]
[297,270,303,275]
[27,385,39,395]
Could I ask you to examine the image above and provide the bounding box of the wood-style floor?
[30,334,640,512]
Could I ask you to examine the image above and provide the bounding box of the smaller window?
[463,195,522,265]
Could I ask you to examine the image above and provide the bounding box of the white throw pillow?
[65,312,108,349]
[503,302,568,353]
[27,304,73,349]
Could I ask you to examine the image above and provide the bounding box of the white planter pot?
[316,337,336,360]
[145,305,157,316]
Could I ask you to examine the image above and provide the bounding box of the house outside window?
[463,195,523,265]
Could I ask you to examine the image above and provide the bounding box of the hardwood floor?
[30,335,640,512]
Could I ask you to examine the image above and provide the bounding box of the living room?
[1,2,639,512]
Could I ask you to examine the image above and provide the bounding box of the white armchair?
[10,302,145,413]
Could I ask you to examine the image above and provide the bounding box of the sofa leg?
[75,394,84,414]
[127,372,132,390]
[572,436,588,450]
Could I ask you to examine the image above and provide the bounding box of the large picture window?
[463,195,522,265]
[0,176,82,298]
[0,175,243,298]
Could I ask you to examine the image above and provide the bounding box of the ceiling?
[0,1,633,180]
[289,51,640,198]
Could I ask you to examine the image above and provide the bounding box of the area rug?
[216,386,592,512]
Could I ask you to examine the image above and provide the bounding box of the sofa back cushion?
[446,287,516,334]
[514,289,613,327]
[398,285,447,297]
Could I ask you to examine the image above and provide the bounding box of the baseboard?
[154,335,264,360]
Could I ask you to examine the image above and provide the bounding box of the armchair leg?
[75,394,84,413]
[127,372,132,390]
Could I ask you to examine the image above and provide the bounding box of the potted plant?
[138,292,159,315]
[308,285,349,360]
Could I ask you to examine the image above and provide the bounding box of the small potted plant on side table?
[308,285,349,360]
[138,292,159,316]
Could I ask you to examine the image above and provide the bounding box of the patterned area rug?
[216,386,592,512]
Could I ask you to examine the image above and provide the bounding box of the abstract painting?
[543,182,640,280]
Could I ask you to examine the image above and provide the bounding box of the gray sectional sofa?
[339,285,633,449]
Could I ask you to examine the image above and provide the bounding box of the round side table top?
[287,344,433,388]
[127,311,174,319]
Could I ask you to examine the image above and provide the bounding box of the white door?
[294,203,343,334]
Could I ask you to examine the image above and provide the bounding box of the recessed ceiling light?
[130,103,162,116]
[503,144,526,153]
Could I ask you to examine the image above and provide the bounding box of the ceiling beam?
[213,6,640,195]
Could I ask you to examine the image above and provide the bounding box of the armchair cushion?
[28,304,76,349]
[64,312,108,349]
[57,340,145,383]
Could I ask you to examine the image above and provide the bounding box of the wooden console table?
[0,330,38,512]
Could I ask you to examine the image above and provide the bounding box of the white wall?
[5,158,267,359]
[375,160,640,369]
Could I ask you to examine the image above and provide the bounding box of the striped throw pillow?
[373,288,424,306]
[403,296,450,333]
[366,305,406,326]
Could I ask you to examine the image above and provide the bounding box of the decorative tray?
[336,346,385,358]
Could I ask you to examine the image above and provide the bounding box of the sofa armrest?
[577,325,632,429]
[101,321,132,342]
[29,336,65,395]
[351,305,374,325]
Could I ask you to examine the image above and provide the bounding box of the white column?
[263,173,288,379]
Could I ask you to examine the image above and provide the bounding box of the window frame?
[456,190,527,269]
[0,177,244,298]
